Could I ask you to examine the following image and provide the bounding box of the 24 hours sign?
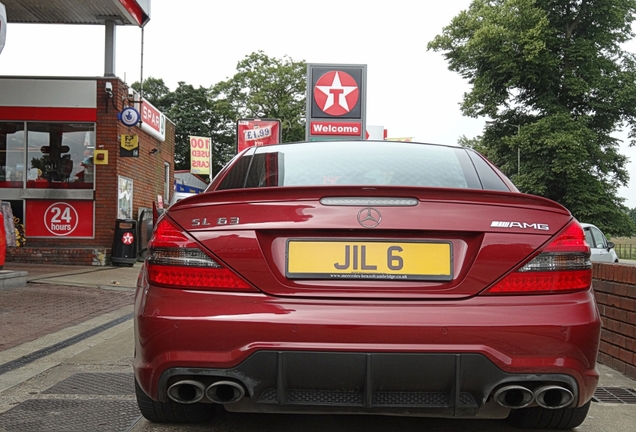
[25,200,94,238]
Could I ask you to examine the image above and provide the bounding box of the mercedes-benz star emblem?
[357,208,382,228]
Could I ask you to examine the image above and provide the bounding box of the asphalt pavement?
[0,262,635,432]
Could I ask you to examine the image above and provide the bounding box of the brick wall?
[593,262,636,380]
[8,246,110,266]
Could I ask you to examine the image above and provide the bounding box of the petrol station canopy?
[1,0,150,75]
[2,0,150,27]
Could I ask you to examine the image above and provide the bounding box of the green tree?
[428,0,636,236]
[629,207,636,227]
[131,53,307,176]
[131,77,173,113]
[132,78,233,175]
[211,51,307,144]
[166,82,217,171]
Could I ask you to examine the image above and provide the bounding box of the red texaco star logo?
[314,70,359,116]
[122,232,134,245]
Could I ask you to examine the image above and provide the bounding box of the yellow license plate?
[286,240,452,281]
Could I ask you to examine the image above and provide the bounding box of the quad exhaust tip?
[205,380,246,404]
[167,379,246,405]
[167,380,206,404]
[534,385,574,409]
[493,384,574,410]
[494,385,535,409]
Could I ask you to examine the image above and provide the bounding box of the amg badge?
[491,221,550,231]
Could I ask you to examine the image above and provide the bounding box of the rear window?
[218,141,497,191]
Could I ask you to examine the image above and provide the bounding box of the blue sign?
[119,107,140,127]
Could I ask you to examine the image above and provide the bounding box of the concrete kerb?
[0,270,27,289]
[3,262,142,290]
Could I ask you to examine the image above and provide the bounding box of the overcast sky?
[1,0,634,208]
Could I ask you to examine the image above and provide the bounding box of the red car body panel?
[134,283,600,405]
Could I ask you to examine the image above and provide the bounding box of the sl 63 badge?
[192,217,239,226]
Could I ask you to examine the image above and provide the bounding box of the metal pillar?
[104,20,116,77]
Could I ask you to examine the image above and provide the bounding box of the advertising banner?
[306,64,367,141]
[237,119,281,153]
[118,176,133,219]
[25,200,94,238]
[189,136,211,175]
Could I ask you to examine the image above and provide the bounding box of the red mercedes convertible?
[134,140,600,429]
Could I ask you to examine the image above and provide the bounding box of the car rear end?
[133,141,600,426]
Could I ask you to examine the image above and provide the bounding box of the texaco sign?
[306,64,367,141]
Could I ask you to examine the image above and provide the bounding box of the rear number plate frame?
[286,239,453,281]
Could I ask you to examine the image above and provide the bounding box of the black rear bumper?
[157,351,579,417]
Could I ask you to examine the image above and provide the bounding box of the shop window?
[0,122,26,188]
[27,123,95,190]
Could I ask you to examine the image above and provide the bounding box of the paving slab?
[0,284,135,352]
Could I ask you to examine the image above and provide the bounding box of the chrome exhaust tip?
[167,380,206,404]
[494,385,535,409]
[205,380,246,404]
[534,385,574,409]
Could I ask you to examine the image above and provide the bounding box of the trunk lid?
[167,186,572,299]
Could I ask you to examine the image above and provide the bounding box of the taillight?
[485,221,591,295]
[146,217,256,292]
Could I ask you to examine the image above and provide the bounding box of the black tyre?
[135,378,216,423]
[506,401,591,429]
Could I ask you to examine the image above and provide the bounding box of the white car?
[580,223,619,263]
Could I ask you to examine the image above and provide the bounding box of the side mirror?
[607,241,615,250]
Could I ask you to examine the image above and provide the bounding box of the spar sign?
[306,64,367,141]
[236,119,282,153]
[140,98,166,142]
[25,200,94,238]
